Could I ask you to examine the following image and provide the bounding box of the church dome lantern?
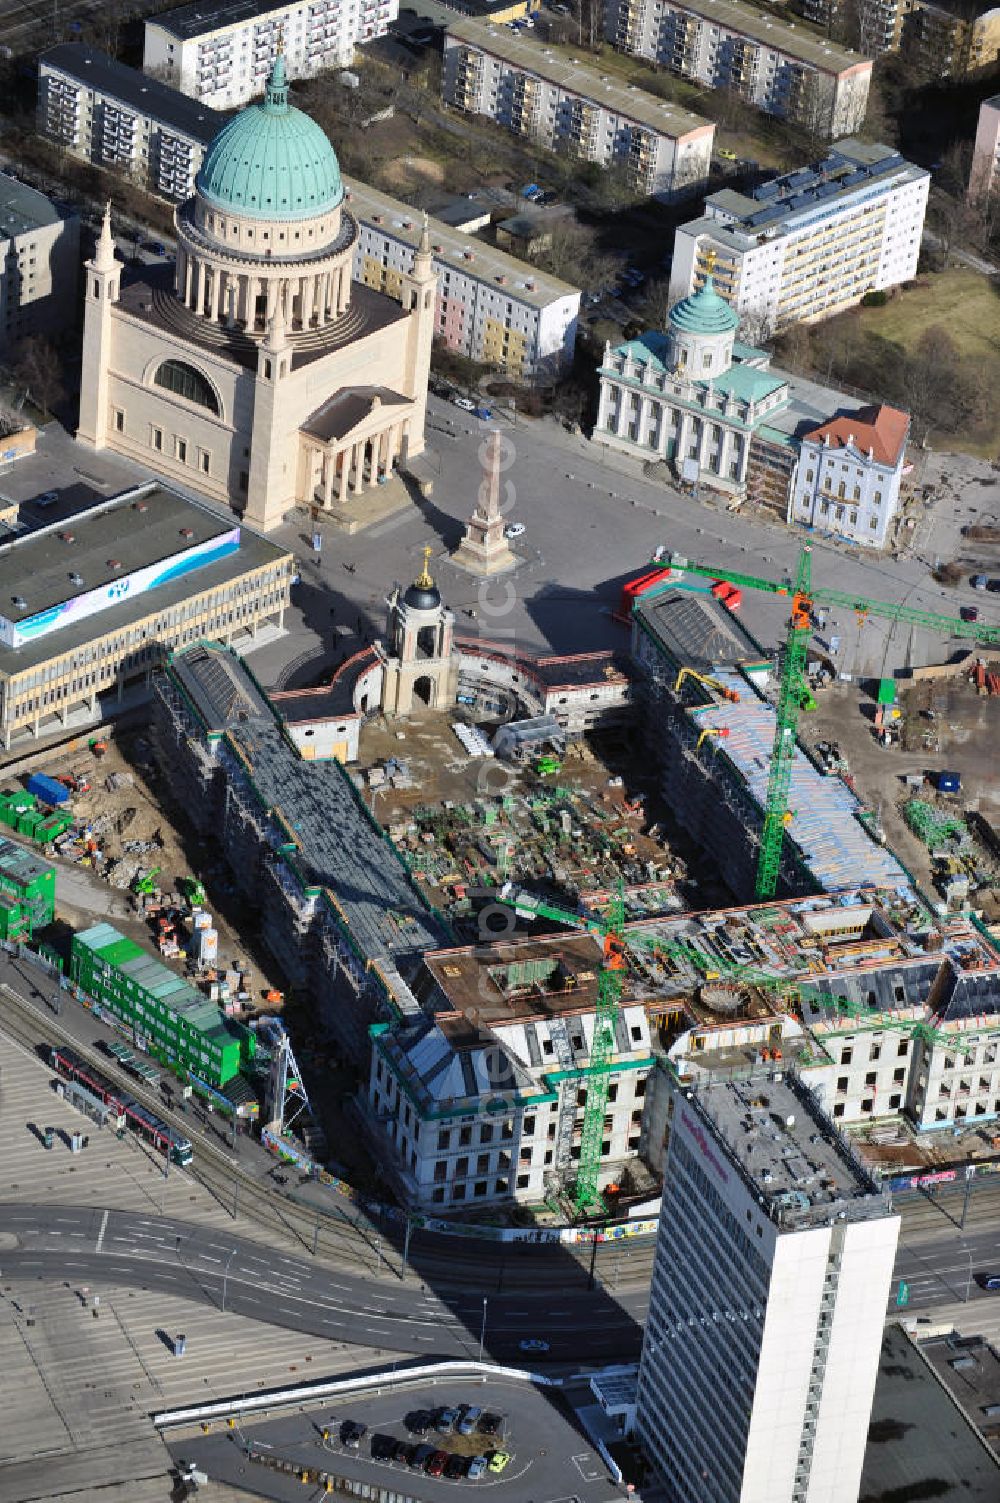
[666,251,738,379]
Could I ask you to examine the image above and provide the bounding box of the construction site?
[356,715,700,935]
[0,528,998,1222]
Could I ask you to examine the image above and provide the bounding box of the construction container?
[70,922,255,1088]
[0,837,56,929]
[25,773,70,807]
[195,927,218,965]
[937,771,961,794]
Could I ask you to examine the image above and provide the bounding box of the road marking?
[95,1209,109,1255]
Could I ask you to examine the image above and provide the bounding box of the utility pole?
[221,1247,237,1313]
[961,1164,975,1230]
[402,1215,412,1279]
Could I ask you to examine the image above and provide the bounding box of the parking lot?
[166,1372,621,1503]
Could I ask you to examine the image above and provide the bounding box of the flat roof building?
[442,19,715,201]
[0,171,79,353]
[346,178,580,378]
[37,43,225,204]
[143,0,398,108]
[0,480,292,749]
[668,141,930,335]
[970,94,1000,206]
[606,0,872,139]
[38,45,227,203]
[637,1068,899,1502]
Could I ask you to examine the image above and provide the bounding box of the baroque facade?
[78,52,435,532]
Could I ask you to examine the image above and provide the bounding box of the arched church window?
[154,359,220,415]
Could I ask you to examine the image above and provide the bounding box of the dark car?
[457,1406,482,1436]
[961,605,980,622]
[410,1444,435,1470]
[393,1441,414,1465]
[426,1450,449,1477]
[370,1434,396,1460]
[479,1413,503,1437]
[340,1421,367,1447]
[445,1454,468,1479]
[407,1410,433,1436]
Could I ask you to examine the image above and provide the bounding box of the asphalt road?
[0,1204,646,1364]
[5,1184,1000,1365]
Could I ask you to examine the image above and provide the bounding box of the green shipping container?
[70,922,256,1090]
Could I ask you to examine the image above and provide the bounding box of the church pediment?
[301,386,413,446]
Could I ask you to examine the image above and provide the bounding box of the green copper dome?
[668,273,739,336]
[196,54,344,221]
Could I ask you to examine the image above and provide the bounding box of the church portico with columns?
[299,388,416,511]
[77,51,435,534]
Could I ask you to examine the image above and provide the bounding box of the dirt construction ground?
[9,729,289,1003]
[803,675,1000,917]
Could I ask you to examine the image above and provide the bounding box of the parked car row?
[334,1409,510,1482]
[407,1405,504,1438]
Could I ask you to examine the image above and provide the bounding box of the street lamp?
[478,1297,488,1363]
[221,1246,237,1313]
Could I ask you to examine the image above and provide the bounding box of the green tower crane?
[655,547,1000,900]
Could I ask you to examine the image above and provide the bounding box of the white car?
[505,522,526,539]
[452,396,476,412]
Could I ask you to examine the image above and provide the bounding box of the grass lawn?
[855,266,1000,366]
[855,266,1000,456]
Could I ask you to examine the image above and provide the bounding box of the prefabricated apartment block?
[345,178,580,378]
[606,0,871,138]
[38,44,226,202]
[442,19,715,201]
[71,922,255,1088]
[668,140,929,333]
[638,1069,899,1502]
[143,0,398,109]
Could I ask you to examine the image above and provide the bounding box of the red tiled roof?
[805,405,909,467]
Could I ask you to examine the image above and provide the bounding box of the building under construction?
[365,877,1000,1210]
[368,929,655,1212]
[151,642,448,1063]
[630,581,913,900]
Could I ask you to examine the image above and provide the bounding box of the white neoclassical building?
[594,268,911,547]
[595,271,790,495]
[78,51,435,532]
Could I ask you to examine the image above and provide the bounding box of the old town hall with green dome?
[78,54,436,531]
[593,260,910,549]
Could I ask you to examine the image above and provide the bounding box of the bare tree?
[12,335,66,418]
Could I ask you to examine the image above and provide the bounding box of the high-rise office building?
[637,1069,899,1503]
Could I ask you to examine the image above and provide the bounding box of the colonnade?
[597,383,749,485]
[174,247,351,331]
[309,421,408,508]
